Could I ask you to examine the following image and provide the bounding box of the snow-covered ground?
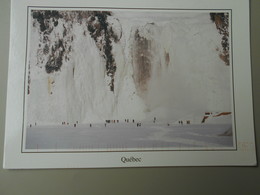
[25,122,233,151]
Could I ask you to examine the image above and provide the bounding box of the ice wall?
[27,10,231,125]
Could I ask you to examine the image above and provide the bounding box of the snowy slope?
[26,10,231,126]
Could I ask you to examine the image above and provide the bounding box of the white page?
[3,0,256,169]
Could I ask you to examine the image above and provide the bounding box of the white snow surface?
[26,123,233,151]
[27,10,232,126]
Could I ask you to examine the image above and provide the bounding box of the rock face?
[210,13,230,65]
[31,10,120,92]
[27,10,232,125]
[86,11,120,92]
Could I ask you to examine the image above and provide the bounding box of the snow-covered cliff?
[26,10,231,126]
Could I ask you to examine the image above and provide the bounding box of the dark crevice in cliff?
[45,39,65,73]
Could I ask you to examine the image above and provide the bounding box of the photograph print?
[24,8,234,152]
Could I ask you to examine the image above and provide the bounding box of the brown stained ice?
[132,29,152,94]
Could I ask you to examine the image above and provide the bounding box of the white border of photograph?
[3,0,256,169]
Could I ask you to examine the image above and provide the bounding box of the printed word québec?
[121,156,142,163]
